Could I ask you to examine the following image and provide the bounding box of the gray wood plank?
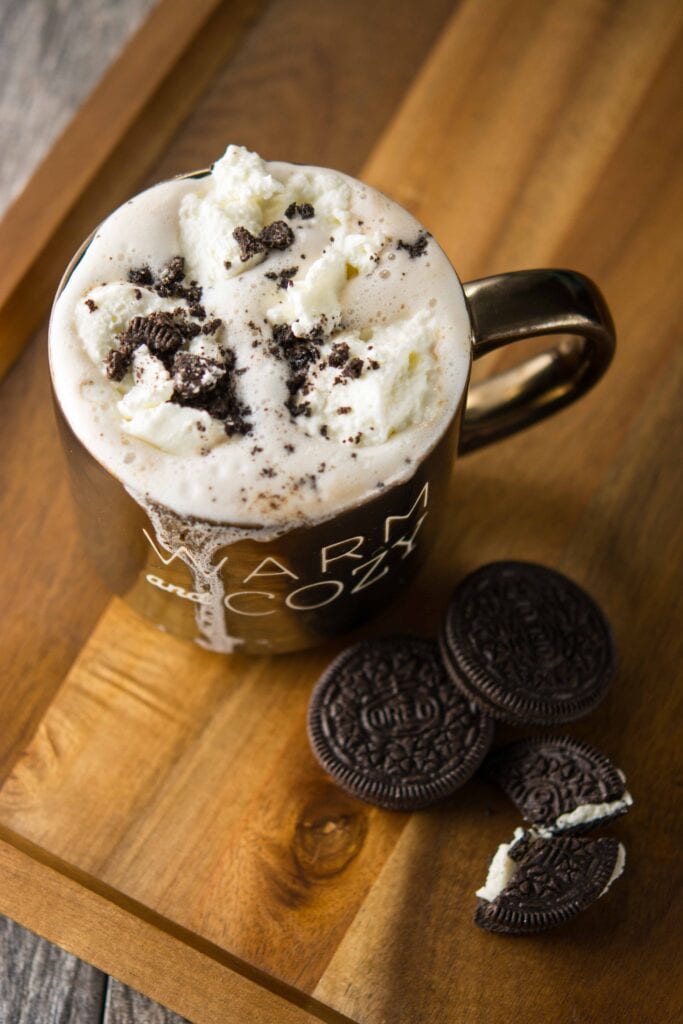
[0,915,106,1023]
[0,0,156,216]
[103,978,189,1024]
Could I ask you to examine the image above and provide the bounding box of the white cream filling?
[475,828,529,902]
[538,791,633,837]
[600,842,626,897]
[477,832,627,905]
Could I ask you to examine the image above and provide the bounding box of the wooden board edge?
[0,828,358,1024]
[0,0,264,381]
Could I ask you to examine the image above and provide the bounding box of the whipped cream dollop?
[50,145,470,524]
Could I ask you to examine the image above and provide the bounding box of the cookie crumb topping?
[397,232,429,259]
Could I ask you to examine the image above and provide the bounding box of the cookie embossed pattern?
[307,637,494,810]
[474,836,624,935]
[440,561,616,724]
[305,561,630,935]
[485,736,633,836]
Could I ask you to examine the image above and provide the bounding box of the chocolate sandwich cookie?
[440,561,616,726]
[307,637,494,810]
[485,736,633,835]
[474,834,625,935]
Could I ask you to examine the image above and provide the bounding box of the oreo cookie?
[440,562,615,726]
[486,736,633,835]
[474,834,625,935]
[307,637,494,810]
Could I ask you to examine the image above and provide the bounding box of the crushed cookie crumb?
[397,232,429,259]
[285,202,315,220]
[343,357,364,379]
[128,265,154,286]
[202,318,222,335]
[104,348,130,381]
[172,352,226,399]
[260,220,295,250]
[170,347,251,436]
[337,406,352,415]
[272,321,327,419]
[265,265,299,290]
[328,342,350,368]
[105,311,187,379]
[84,298,98,313]
[233,226,265,261]
[260,467,277,478]
[284,443,295,453]
[234,221,295,261]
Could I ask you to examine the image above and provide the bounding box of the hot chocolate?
[49,146,471,653]
[50,146,470,527]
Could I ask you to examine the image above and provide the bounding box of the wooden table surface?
[0,1,681,1023]
[0,3,182,1019]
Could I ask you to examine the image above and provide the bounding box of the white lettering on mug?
[143,528,228,574]
[143,478,432,620]
[285,580,344,610]
[145,573,210,604]
[243,557,299,583]
[391,512,428,559]
[383,483,429,544]
[224,591,276,616]
[320,535,365,573]
[350,549,390,593]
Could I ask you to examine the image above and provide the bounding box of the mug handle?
[459,269,616,453]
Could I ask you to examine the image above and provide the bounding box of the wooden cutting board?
[1,1,682,1022]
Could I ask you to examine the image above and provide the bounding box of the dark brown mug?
[50,179,615,655]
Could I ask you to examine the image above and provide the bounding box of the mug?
[51,181,615,655]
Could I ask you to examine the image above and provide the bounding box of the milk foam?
[50,146,471,527]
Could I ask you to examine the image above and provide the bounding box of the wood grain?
[103,978,188,1024]
[0,835,341,1024]
[0,914,189,1024]
[1,0,682,1022]
[0,915,105,1023]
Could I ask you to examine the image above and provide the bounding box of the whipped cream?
[50,145,471,525]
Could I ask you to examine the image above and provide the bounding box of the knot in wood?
[292,800,367,880]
